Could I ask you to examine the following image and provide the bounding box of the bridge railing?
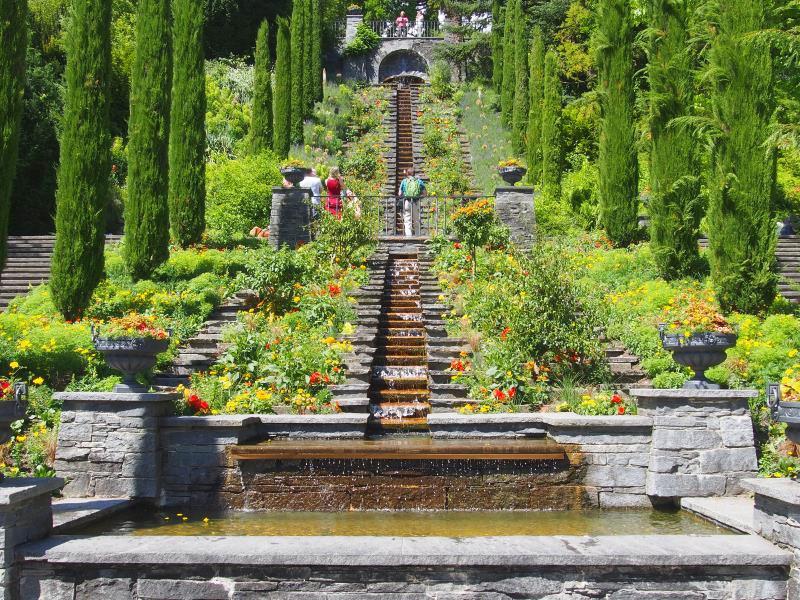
[367,20,442,39]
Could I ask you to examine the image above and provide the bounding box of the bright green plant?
[50,0,112,320]
[169,0,206,248]
[595,0,639,247]
[273,17,291,158]
[541,49,563,205]
[342,22,380,56]
[125,0,172,280]
[290,0,305,144]
[452,198,499,276]
[250,20,273,154]
[526,27,545,185]
[500,0,515,125]
[511,0,529,155]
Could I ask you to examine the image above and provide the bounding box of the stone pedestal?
[269,187,312,250]
[0,478,62,599]
[54,392,176,499]
[344,10,363,45]
[633,388,758,499]
[494,187,536,250]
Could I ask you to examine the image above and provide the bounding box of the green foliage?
[595,0,639,247]
[311,0,323,103]
[499,0,515,125]
[169,0,206,247]
[0,0,28,269]
[124,0,171,280]
[418,87,471,196]
[511,0,529,155]
[541,49,563,205]
[342,22,381,56]
[526,28,545,185]
[273,17,291,158]
[705,0,777,313]
[289,0,304,144]
[50,0,112,320]
[430,60,454,100]
[205,58,253,156]
[250,20,274,154]
[205,152,283,245]
[645,0,702,280]
[491,0,503,89]
[312,206,378,266]
[562,157,599,227]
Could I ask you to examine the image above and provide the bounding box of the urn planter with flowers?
[497,159,527,186]
[280,160,307,188]
[93,314,170,393]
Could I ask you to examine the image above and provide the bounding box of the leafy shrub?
[205,152,282,244]
[430,60,454,100]
[342,22,380,57]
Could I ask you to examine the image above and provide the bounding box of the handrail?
[367,20,441,39]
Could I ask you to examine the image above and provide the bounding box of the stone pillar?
[0,478,63,599]
[494,187,536,250]
[269,187,312,250]
[344,9,364,45]
[54,392,176,499]
[634,388,758,500]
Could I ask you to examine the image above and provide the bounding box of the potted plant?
[0,378,28,445]
[93,314,171,392]
[658,296,736,389]
[767,367,800,427]
[497,158,527,186]
[280,159,307,188]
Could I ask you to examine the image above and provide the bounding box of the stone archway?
[378,49,429,83]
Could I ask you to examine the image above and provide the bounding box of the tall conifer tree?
[500,0,516,126]
[312,0,324,102]
[646,0,701,279]
[290,0,305,143]
[51,0,112,319]
[595,0,639,246]
[511,0,529,155]
[169,0,206,247]
[303,0,314,113]
[526,27,545,184]
[541,50,563,203]
[125,0,172,279]
[251,20,274,154]
[0,0,28,269]
[491,0,503,90]
[706,0,777,312]
[273,17,292,158]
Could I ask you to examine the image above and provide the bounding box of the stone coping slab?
[0,477,63,507]
[52,498,133,532]
[160,414,369,428]
[427,412,652,429]
[681,496,756,534]
[631,389,758,400]
[20,534,789,568]
[53,392,180,403]
[160,416,261,428]
[742,477,800,505]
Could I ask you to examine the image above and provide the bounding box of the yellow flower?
[15,435,26,443]
[32,377,44,386]
[789,349,798,358]
[17,340,31,351]
[293,296,301,303]
[9,361,19,369]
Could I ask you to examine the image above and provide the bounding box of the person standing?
[395,11,409,37]
[325,167,344,218]
[399,167,426,236]
[300,168,323,218]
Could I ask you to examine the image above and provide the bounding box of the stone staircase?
[777,235,800,303]
[604,342,650,390]
[0,235,121,309]
[152,291,255,389]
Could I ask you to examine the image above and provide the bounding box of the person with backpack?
[399,167,426,236]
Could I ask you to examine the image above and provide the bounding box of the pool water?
[76,507,736,537]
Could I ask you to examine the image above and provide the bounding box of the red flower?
[617,405,626,415]
[323,374,331,384]
[611,394,623,404]
[200,400,209,411]
[309,372,322,385]
[508,387,517,399]
[450,359,465,372]
[454,242,462,249]
[500,327,511,340]
[493,388,507,401]
[328,284,341,297]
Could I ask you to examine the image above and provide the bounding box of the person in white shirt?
[300,168,323,219]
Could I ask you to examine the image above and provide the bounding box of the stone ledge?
[631,389,758,400]
[539,413,653,428]
[742,477,800,505]
[52,497,133,533]
[160,416,261,428]
[427,412,652,431]
[681,496,756,534]
[257,414,368,425]
[54,392,179,403]
[19,534,790,567]
[0,478,64,507]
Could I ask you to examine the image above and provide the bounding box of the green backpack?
[404,177,422,198]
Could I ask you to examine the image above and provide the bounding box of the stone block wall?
[268,187,311,250]
[54,392,175,499]
[494,187,536,249]
[635,389,758,499]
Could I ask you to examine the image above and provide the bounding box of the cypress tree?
[303,0,314,114]
[646,0,702,279]
[169,0,206,248]
[526,27,545,185]
[595,0,639,247]
[541,50,563,204]
[251,20,274,154]
[124,0,172,279]
[0,0,28,270]
[511,0,529,155]
[706,0,777,312]
[312,0,324,102]
[500,0,516,125]
[290,0,305,144]
[273,17,292,158]
[51,0,112,319]
[491,0,503,91]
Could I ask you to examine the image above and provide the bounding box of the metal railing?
[367,20,441,39]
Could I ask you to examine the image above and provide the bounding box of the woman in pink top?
[395,11,409,36]
[325,167,343,218]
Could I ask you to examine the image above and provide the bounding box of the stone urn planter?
[280,167,306,188]
[0,396,27,445]
[659,326,737,389]
[93,335,170,393]
[498,166,527,186]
